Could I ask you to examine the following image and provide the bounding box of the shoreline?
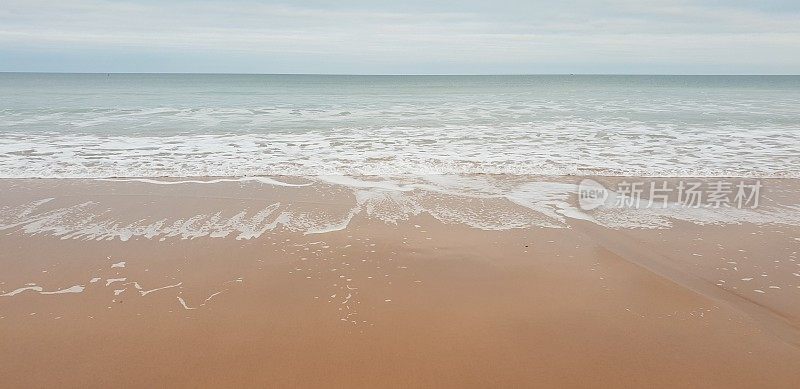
[3,170,800,180]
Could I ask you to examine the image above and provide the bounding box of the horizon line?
[1,71,799,77]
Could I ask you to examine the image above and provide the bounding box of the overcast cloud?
[1,0,798,73]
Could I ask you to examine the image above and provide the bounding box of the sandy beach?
[4,0,800,386]
[1,177,799,387]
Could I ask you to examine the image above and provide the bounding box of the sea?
[1,73,799,178]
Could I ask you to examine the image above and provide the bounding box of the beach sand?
[1,178,799,387]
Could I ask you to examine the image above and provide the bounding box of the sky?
[1,0,799,74]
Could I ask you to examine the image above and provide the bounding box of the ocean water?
[1,73,799,178]
[2,74,800,236]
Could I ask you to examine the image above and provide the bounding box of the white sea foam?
[0,121,798,178]
[139,282,182,296]
[100,177,309,187]
[1,176,798,239]
[40,285,85,295]
[0,199,290,241]
[105,278,127,287]
[1,284,84,296]
[177,291,225,310]
[1,286,43,296]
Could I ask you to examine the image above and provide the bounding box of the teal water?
[1,74,798,177]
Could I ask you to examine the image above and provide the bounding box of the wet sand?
[1,178,800,387]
